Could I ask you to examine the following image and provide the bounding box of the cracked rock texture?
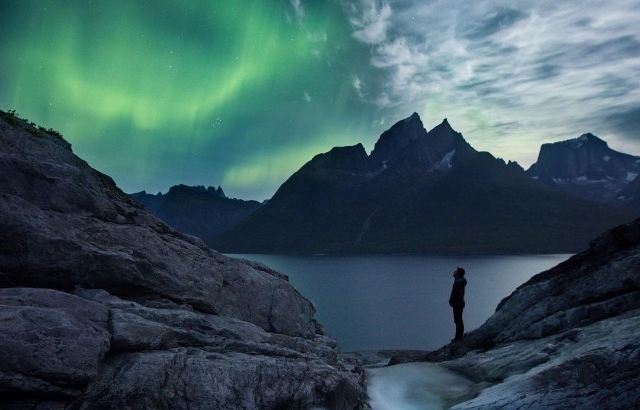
[0,111,366,409]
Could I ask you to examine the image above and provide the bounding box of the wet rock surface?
[442,310,640,409]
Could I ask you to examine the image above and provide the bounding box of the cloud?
[371,37,427,68]
[353,75,365,98]
[347,0,640,163]
[605,106,640,141]
[350,0,392,45]
[307,31,328,42]
[460,7,528,40]
[290,0,305,21]
[376,92,391,108]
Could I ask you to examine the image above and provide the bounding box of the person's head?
[454,267,465,278]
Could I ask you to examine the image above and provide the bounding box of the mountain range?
[526,133,640,206]
[209,113,638,254]
[130,185,263,240]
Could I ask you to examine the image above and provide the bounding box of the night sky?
[2,1,640,200]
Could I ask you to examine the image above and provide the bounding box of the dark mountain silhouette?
[210,114,637,254]
[526,133,640,207]
[131,185,263,240]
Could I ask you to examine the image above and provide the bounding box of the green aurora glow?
[2,0,640,199]
[1,0,378,199]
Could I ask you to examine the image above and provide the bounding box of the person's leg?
[453,305,464,341]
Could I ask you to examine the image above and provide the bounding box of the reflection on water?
[229,254,571,351]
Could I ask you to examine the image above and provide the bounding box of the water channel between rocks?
[367,362,475,410]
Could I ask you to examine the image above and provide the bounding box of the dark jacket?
[449,277,467,307]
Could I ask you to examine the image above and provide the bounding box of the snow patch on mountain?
[570,134,589,149]
[440,150,456,168]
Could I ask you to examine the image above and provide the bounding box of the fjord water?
[231,254,571,351]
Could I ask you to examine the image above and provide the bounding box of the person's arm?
[449,283,457,306]
[449,281,462,306]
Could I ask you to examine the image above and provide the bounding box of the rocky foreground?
[378,215,640,409]
[0,111,366,409]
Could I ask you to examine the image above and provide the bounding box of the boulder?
[0,111,366,408]
[0,111,316,337]
[443,310,640,409]
[0,288,110,398]
[465,217,640,348]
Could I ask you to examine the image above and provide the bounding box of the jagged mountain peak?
[435,117,450,127]
[368,114,477,173]
[211,110,637,254]
[210,186,226,198]
[294,114,479,181]
[427,117,461,136]
[530,132,637,173]
[166,184,226,198]
[544,132,608,151]
[527,132,640,205]
[369,113,428,171]
[506,160,525,173]
[129,183,260,240]
[403,112,421,123]
[400,117,476,171]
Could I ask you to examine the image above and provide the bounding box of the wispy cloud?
[290,0,305,22]
[606,106,640,141]
[353,75,365,98]
[349,0,392,45]
[348,0,640,164]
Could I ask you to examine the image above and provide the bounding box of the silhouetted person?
[449,267,467,342]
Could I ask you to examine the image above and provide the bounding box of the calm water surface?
[229,254,571,351]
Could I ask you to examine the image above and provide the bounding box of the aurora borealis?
[2,1,640,200]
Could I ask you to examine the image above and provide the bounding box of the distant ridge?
[526,133,640,206]
[209,113,637,254]
[131,185,263,240]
